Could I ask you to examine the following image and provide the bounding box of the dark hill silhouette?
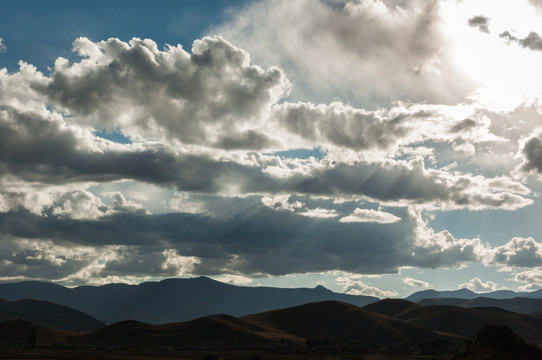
[84,315,296,349]
[0,318,77,348]
[453,325,542,360]
[419,296,542,315]
[82,300,461,350]
[363,298,420,317]
[242,300,460,344]
[0,277,378,324]
[374,300,542,343]
[4,300,542,354]
[0,298,104,331]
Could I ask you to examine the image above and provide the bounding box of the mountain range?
[1,277,542,325]
[405,288,542,302]
[0,276,378,324]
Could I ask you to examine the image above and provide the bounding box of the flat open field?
[0,349,454,360]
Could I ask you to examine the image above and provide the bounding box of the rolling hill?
[0,298,105,331]
[2,298,542,354]
[365,299,542,343]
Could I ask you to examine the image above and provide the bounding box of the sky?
[2,0,542,298]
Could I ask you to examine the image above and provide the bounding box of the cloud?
[402,277,431,288]
[0,202,499,282]
[500,30,542,51]
[459,277,497,292]
[517,132,542,174]
[0,100,529,211]
[168,192,208,215]
[339,208,401,224]
[34,36,290,149]
[214,0,472,106]
[272,102,501,154]
[0,38,5,53]
[468,15,490,34]
[491,237,542,267]
[336,274,398,297]
[514,267,542,291]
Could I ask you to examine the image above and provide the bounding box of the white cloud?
[260,194,303,212]
[514,267,542,291]
[298,207,338,219]
[215,0,472,106]
[410,210,491,269]
[402,277,431,288]
[38,36,290,149]
[491,237,542,267]
[336,274,398,298]
[161,249,199,276]
[211,274,253,285]
[459,277,497,292]
[339,208,401,224]
[168,192,208,215]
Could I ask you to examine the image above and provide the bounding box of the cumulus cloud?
[336,274,398,297]
[518,132,542,175]
[514,267,542,291]
[491,237,542,267]
[468,15,490,34]
[402,277,431,288]
[34,36,289,149]
[215,0,472,106]
[0,101,529,211]
[1,28,541,286]
[459,277,497,292]
[409,212,490,269]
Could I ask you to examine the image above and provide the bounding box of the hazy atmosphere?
[2,0,542,297]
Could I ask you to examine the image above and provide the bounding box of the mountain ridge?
[0,276,378,324]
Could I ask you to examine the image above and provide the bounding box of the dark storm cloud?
[521,32,542,50]
[449,118,477,133]
[468,15,490,34]
[500,30,542,51]
[519,133,542,174]
[0,204,484,279]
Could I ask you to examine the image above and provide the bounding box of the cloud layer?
[2,0,542,294]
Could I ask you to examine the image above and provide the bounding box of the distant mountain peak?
[314,284,331,292]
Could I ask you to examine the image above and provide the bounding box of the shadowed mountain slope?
[370,299,542,343]
[0,298,105,331]
[4,299,542,352]
[0,318,78,348]
[242,300,461,344]
[84,314,299,348]
[453,325,542,360]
